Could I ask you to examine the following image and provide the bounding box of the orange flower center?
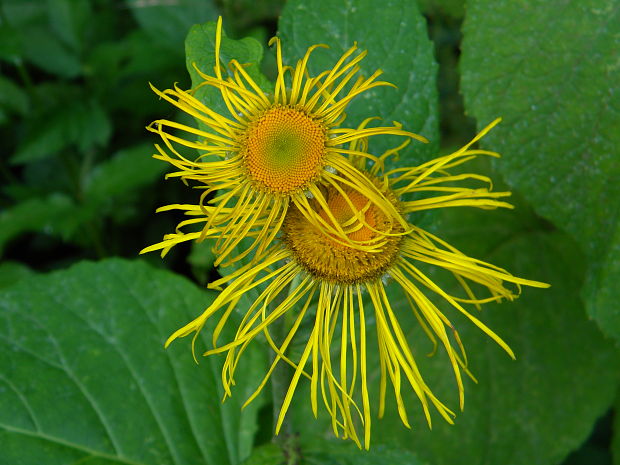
[242,105,327,193]
[283,183,403,284]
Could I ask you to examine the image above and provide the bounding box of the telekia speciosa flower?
[160,117,549,449]
[141,17,425,267]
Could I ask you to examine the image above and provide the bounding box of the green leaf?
[0,76,29,121]
[0,261,35,289]
[0,24,22,63]
[278,0,439,165]
[84,143,167,219]
[1,0,47,26]
[220,0,285,32]
[0,194,82,256]
[46,0,91,52]
[372,229,620,465]
[586,233,620,346]
[128,0,218,50]
[184,20,271,127]
[12,98,111,164]
[0,259,267,465]
[20,25,82,77]
[459,0,620,342]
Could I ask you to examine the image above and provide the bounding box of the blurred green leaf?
[46,0,91,53]
[220,0,285,32]
[12,98,111,164]
[122,30,185,76]
[0,261,35,289]
[20,25,82,77]
[87,30,190,118]
[184,20,271,128]
[460,0,620,342]
[127,0,218,50]
[279,0,439,165]
[0,194,82,256]
[0,76,28,124]
[85,143,166,214]
[0,258,267,465]
[1,0,47,26]
[0,24,22,63]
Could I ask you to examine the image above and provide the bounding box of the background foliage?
[1,1,618,464]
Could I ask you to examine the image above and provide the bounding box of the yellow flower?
[141,17,425,266]
[165,119,550,449]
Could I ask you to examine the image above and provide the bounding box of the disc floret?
[242,105,327,193]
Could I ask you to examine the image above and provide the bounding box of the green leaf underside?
[279,0,439,166]
[460,0,620,342]
[288,200,619,463]
[185,22,272,131]
[0,259,267,465]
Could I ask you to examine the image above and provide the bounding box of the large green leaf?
[459,0,620,342]
[371,226,620,464]
[279,0,439,165]
[0,259,267,465]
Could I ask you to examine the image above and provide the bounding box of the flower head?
[164,119,550,449]
[141,17,425,266]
